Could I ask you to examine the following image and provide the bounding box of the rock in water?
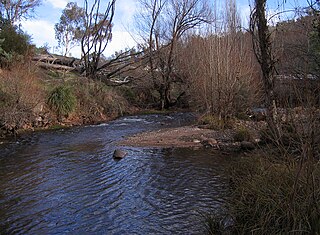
[113,149,127,159]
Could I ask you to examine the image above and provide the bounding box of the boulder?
[113,149,127,159]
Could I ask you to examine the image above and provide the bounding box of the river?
[0,113,232,234]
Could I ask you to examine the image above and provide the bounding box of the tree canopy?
[54,2,85,56]
[0,0,41,24]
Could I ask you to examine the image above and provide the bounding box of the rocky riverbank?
[0,110,121,139]
[119,120,266,151]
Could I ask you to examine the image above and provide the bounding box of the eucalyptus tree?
[0,0,41,24]
[55,2,85,56]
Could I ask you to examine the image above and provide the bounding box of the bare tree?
[250,0,279,135]
[0,0,41,24]
[178,0,258,121]
[137,0,212,109]
[81,0,116,78]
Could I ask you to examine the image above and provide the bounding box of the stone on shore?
[201,138,218,148]
[113,149,127,159]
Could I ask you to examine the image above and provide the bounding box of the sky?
[20,0,308,58]
[21,0,139,58]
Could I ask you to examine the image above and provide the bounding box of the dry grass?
[206,157,320,235]
[0,64,45,130]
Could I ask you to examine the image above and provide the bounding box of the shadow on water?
[0,113,235,234]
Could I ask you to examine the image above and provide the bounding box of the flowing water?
[0,113,233,234]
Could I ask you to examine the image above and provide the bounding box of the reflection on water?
[0,113,232,234]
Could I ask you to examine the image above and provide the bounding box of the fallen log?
[36,61,75,71]
[32,54,79,67]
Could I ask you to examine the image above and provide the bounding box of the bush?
[0,89,13,107]
[0,64,44,131]
[198,114,233,130]
[47,85,76,118]
[233,127,251,142]
[71,79,129,122]
[0,22,32,66]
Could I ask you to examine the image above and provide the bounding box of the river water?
[0,113,232,234]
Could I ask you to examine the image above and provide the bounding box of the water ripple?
[0,113,233,234]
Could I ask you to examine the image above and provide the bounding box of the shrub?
[70,79,129,122]
[47,85,76,118]
[198,114,233,130]
[233,127,251,142]
[0,89,13,107]
[0,64,44,131]
[0,22,32,66]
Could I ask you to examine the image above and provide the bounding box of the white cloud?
[21,20,136,58]
[20,1,139,58]
[116,0,138,23]
[114,0,138,35]
[45,0,68,9]
[104,31,137,56]
[21,19,58,49]
[67,31,136,58]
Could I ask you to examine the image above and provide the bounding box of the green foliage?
[0,39,12,63]
[0,23,31,54]
[0,22,31,66]
[233,127,251,142]
[117,86,141,105]
[55,2,85,55]
[47,85,76,117]
[71,79,129,120]
[35,43,51,54]
[260,124,293,147]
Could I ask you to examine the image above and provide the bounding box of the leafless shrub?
[0,63,44,131]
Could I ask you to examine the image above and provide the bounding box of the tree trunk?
[252,0,280,139]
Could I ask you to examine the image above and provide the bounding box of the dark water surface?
[0,113,232,234]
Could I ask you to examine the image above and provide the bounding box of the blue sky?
[20,0,308,58]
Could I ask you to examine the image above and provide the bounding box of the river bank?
[1,107,266,154]
[119,119,266,151]
[0,108,184,140]
[0,110,118,139]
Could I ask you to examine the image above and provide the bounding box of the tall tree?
[137,0,212,109]
[81,0,116,78]
[250,0,279,136]
[55,2,85,56]
[0,0,41,24]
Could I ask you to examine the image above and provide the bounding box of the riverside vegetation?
[1,0,320,234]
[0,62,131,137]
